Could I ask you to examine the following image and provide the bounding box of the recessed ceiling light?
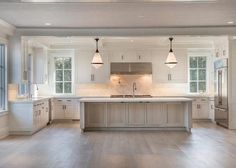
[130,40,134,42]
[227,21,234,24]
[45,22,52,26]
[138,15,145,18]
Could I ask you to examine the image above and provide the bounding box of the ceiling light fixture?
[45,22,51,26]
[91,38,103,69]
[227,21,234,24]
[165,37,178,68]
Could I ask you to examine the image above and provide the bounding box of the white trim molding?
[0,113,9,139]
[0,19,15,37]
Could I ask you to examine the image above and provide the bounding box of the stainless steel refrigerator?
[214,58,228,128]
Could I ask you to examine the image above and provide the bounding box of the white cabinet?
[109,51,152,63]
[85,103,106,127]
[209,98,215,121]
[52,99,79,120]
[32,47,48,84]
[76,50,109,84]
[9,99,49,135]
[152,49,187,83]
[192,97,210,119]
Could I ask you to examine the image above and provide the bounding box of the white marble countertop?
[79,97,193,103]
[9,97,50,103]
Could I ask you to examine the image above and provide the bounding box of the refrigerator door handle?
[218,70,223,105]
[215,107,227,112]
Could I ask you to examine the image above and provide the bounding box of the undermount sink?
[110,95,152,98]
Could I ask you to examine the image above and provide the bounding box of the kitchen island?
[79,97,193,132]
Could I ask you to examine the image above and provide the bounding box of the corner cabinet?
[52,98,80,120]
[9,99,49,135]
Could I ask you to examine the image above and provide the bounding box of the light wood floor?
[1,122,236,168]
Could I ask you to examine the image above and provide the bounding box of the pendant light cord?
[169,37,173,52]
[95,38,99,53]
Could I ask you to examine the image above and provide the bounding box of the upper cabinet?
[32,47,48,84]
[108,50,152,63]
[152,49,188,83]
[76,50,109,84]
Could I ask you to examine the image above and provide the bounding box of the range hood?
[110,62,152,75]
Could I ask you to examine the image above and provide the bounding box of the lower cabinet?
[165,103,184,127]
[85,103,106,127]
[84,102,186,128]
[9,99,49,135]
[146,103,167,126]
[52,99,79,120]
[192,97,210,119]
[107,103,126,127]
[128,103,146,126]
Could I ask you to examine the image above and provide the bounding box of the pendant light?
[165,37,178,68]
[91,38,103,69]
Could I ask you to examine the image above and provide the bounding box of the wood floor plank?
[1,121,236,168]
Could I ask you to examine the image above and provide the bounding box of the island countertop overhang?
[79,97,193,103]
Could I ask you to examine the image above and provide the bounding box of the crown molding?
[0,19,16,37]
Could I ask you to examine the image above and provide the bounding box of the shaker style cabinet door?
[146,103,167,126]
[128,103,146,126]
[107,103,126,127]
[85,103,107,127]
[165,103,184,127]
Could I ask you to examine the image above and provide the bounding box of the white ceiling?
[26,36,224,50]
[0,0,235,28]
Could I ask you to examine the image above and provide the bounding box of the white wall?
[229,38,236,129]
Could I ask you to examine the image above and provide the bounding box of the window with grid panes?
[54,57,72,94]
[189,56,207,93]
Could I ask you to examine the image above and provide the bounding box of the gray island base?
[79,97,192,132]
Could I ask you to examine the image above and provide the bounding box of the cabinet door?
[107,103,126,127]
[209,100,215,121]
[152,49,187,83]
[166,103,184,127]
[85,103,106,127]
[65,105,74,119]
[53,105,65,119]
[146,103,167,126]
[192,102,199,119]
[33,47,47,84]
[74,101,80,120]
[199,103,209,119]
[136,51,152,62]
[128,103,146,126]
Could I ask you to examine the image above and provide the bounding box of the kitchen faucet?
[132,82,137,97]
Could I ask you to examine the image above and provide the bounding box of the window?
[54,57,72,94]
[0,44,6,111]
[189,56,207,93]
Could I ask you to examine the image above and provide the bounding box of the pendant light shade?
[165,37,178,68]
[92,38,103,69]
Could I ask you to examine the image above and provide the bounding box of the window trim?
[0,42,7,113]
[188,52,210,94]
[50,50,75,95]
